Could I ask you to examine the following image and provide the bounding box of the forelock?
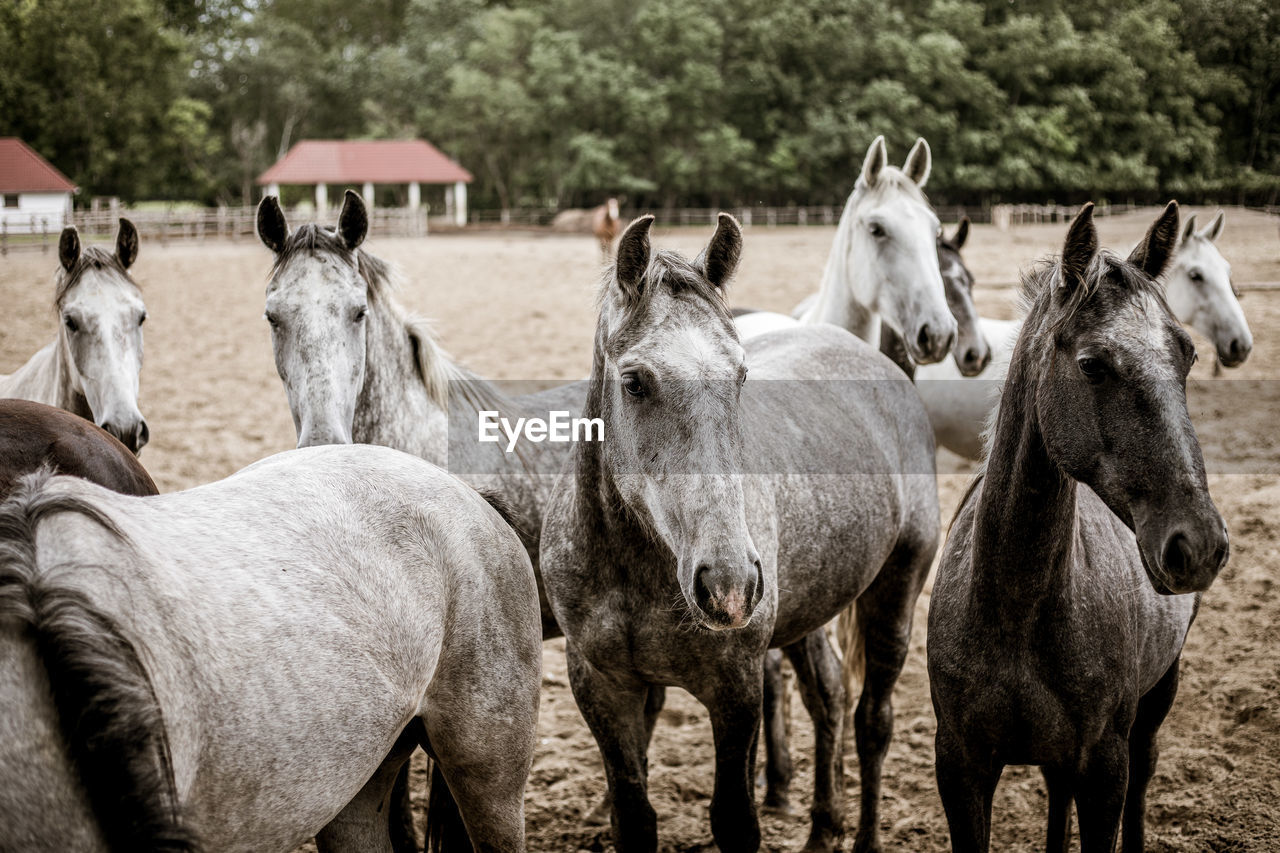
[269,223,394,301]
[56,247,136,307]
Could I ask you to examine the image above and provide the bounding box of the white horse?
[916,210,1253,459]
[734,136,957,363]
[0,220,149,454]
[0,444,540,852]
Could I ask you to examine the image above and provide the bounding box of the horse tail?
[835,604,865,741]
[424,756,471,853]
[0,469,198,852]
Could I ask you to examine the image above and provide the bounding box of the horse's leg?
[935,729,1000,853]
[316,729,418,853]
[1072,734,1128,853]
[1042,766,1073,853]
[1122,658,1180,853]
[760,648,794,812]
[388,763,418,853]
[567,642,658,852]
[850,535,932,853]
[783,628,846,852]
[699,673,765,853]
[585,684,666,826]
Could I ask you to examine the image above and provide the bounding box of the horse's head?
[937,217,990,375]
[593,214,762,630]
[842,135,955,363]
[1026,202,1227,594]
[258,190,371,447]
[1166,211,1251,367]
[55,220,148,454]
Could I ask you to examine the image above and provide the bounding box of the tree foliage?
[1,0,1275,207]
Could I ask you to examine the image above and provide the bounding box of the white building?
[0,138,76,234]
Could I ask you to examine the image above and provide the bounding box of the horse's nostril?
[917,324,931,352]
[136,420,150,449]
[1163,532,1192,577]
[965,348,980,365]
[694,564,714,612]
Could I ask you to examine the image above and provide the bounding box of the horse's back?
[0,400,156,499]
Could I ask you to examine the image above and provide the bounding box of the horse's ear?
[951,216,970,250]
[1202,210,1225,242]
[702,213,743,290]
[1127,201,1179,281]
[337,189,368,250]
[902,137,931,187]
[115,218,139,269]
[1180,213,1197,245]
[615,215,654,301]
[860,135,888,188]
[58,226,81,272]
[1060,202,1097,292]
[257,196,289,253]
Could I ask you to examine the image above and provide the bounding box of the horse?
[540,214,940,853]
[257,190,584,636]
[914,208,1254,459]
[0,443,540,852]
[0,399,157,500]
[0,219,149,454]
[927,202,1230,852]
[1167,211,1252,371]
[877,217,991,379]
[732,136,956,365]
[592,198,623,260]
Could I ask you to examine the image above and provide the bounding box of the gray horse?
[928,202,1230,852]
[540,214,939,853]
[0,220,149,453]
[257,191,582,636]
[0,444,540,852]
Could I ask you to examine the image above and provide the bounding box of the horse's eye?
[621,372,647,398]
[353,307,368,323]
[1188,270,1203,282]
[138,312,147,327]
[265,312,280,330]
[739,366,749,387]
[1078,356,1107,384]
[869,222,886,239]
[63,316,79,333]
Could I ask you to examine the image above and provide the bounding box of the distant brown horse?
[0,399,156,499]
[592,197,622,260]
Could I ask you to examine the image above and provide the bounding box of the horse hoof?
[761,799,793,817]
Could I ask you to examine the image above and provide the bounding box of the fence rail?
[1,200,1179,256]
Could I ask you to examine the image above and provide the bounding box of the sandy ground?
[2,207,1278,851]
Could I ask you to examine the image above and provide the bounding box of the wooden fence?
[1,199,1178,256]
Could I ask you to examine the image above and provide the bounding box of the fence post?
[40,216,49,253]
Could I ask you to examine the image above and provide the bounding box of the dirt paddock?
[2,207,1278,851]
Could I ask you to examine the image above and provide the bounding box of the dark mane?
[0,469,197,850]
[602,248,735,334]
[1019,249,1167,336]
[55,247,136,307]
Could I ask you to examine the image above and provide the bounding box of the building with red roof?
[0,138,77,233]
[257,139,473,225]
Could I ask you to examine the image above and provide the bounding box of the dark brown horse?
[0,399,156,499]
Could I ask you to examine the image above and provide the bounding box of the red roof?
[0,138,76,193]
[257,140,472,186]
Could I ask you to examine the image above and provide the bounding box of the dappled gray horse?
[928,203,1229,852]
[257,191,582,637]
[0,444,540,852]
[541,215,939,853]
[0,220,149,453]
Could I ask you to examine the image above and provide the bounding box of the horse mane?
[273,224,513,415]
[55,247,137,307]
[597,248,734,338]
[0,468,197,851]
